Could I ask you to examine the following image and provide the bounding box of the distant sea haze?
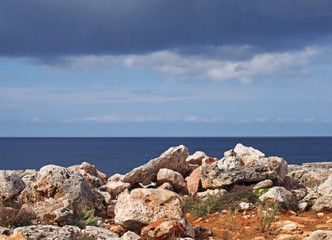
[0,137,331,177]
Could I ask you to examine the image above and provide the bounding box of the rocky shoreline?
[0,143,331,239]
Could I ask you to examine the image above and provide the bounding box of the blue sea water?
[0,137,331,177]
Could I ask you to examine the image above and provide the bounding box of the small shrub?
[253,188,270,200]
[67,208,101,229]
[185,196,218,218]
[256,202,279,233]
[220,208,239,231]
[283,199,297,211]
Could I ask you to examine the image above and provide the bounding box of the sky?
[0,0,332,137]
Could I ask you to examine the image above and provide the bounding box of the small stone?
[317,212,324,218]
[253,179,273,190]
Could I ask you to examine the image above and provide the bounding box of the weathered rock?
[185,167,201,195]
[186,151,206,165]
[298,190,320,211]
[194,226,213,240]
[259,187,296,204]
[0,171,25,202]
[158,182,174,191]
[265,157,288,184]
[157,168,187,194]
[121,231,141,240]
[201,157,218,166]
[312,194,332,212]
[114,188,192,237]
[82,226,120,239]
[201,160,283,189]
[123,145,189,185]
[21,197,72,225]
[12,225,120,240]
[68,162,107,188]
[304,230,332,240]
[0,230,26,240]
[318,176,332,196]
[195,189,227,200]
[217,156,243,170]
[34,165,97,214]
[17,171,38,203]
[99,175,131,198]
[141,219,184,239]
[253,179,273,190]
[239,202,254,211]
[233,143,265,165]
[13,225,81,240]
[289,170,320,188]
[224,149,235,157]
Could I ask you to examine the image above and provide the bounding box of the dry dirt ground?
[187,210,332,240]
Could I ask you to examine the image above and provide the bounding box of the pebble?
[317,212,324,218]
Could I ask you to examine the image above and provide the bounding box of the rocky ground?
[0,144,331,239]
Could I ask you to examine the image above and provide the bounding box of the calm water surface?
[0,137,331,177]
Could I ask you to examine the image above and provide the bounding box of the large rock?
[217,156,243,170]
[21,197,73,225]
[253,179,273,190]
[259,187,296,204]
[99,174,131,198]
[201,160,283,189]
[304,230,332,240]
[186,151,207,165]
[141,219,184,240]
[312,194,332,212]
[123,145,189,185]
[11,225,120,240]
[185,167,201,195]
[233,143,265,165]
[157,168,187,194]
[114,188,193,237]
[0,171,25,202]
[68,162,107,188]
[264,157,288,184]
[318,176,332,196]
[34,165,100,214]
[17,171,38,203]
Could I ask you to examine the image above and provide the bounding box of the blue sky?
[0,0,331,137]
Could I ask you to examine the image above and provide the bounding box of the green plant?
[67,208,101,229]
[256,202,279,233]
[283,199,297,211]
[253,188,270,200]
[185,185,257,218]
[0,207,35,228]
[220,208,239,231]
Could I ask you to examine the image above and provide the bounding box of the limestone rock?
[318,176,332,196]
[217,156,243,170]
[21,197,72,224]
[121,231,141,240]
[0,171,25,202]
[201,157,218,166]
[224,149,235,157]
[312,194,332,212]
[68,162,107,188]
[186,151,206,165]
[304,230,332,240]
[194,226,213,240]
[254,179,273,190]
[185,167,201,195]
[17,171,38,203]
[158,182,174,191]
[82,226,120,239]
[99,176,131,198]
[34,165,96,214]
[141,219,184,239]
[265,157,288,184]
[233,143,265,165]
[123,145,189,185]
[195,189,227,200]
[239,202,254,211]
[201,160,281,189]
[114,188,191,235]
[157,168,187,194]
[260,187,296,204]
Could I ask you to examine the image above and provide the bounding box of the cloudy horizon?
[1,0,331,136]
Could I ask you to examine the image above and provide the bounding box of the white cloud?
[26,55,112,71]
[123,47,319,83]
[30,116,40,122]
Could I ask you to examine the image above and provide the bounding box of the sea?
[0,137,331,177]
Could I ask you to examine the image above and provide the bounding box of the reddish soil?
[187,210,332,240]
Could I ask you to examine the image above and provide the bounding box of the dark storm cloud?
[1,0,332,57]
